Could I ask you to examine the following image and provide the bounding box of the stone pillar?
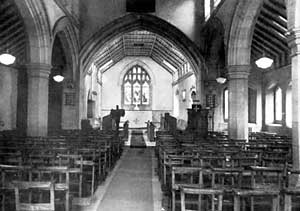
[195,71,204,104]
[288,28,300,171]
[26,63,51,136]
[228,65,250,140]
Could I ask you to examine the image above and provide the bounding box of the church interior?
[1,0,300,210]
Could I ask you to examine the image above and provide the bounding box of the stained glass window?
[123,65,151,108]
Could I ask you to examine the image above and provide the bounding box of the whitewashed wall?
[172,73,196,129]
[101,57,173,127]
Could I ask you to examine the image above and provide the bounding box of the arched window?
[223,88,228,121]
[274,86,282,123]
[122,65,151,110]
[286,84,292,128]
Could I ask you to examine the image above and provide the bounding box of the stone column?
[26,63,51,136]
[288,28,300,171]
[227,65,250,140]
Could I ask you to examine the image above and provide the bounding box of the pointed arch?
[227,0,263,66]
[80,13,205,77]
[15,0,52,64]
[53,16,79,81]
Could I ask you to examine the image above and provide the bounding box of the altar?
[124,110,152,128]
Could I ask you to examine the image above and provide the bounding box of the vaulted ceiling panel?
[94,30,189,74]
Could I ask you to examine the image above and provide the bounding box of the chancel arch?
[80,14,205,128]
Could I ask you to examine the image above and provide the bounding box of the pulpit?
[164,113,177,134]
[186,104,208,137]
[102,105,125,132]
[110,105,125,132]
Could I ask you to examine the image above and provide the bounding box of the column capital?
[227,65,251,80]
[287,28,300,57]
[26,63,52,79]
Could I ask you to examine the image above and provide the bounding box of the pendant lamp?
[0,51,16,65]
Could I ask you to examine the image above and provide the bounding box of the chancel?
[1,0,300,211]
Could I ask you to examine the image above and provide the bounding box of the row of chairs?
[0,129,125,211]
[155,130,300,211]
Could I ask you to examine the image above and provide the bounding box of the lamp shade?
[0,53,16,65]
[216,76,227,84]
[53,74,64,82]
[255,56,273,69]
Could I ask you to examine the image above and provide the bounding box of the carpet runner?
[130,130,146,148]
[97,148,153,211]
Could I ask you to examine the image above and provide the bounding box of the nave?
[1,127,300,211]
[2,0,300,210]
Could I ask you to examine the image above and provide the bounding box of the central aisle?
[97,148,155,211]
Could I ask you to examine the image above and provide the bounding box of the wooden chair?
[13,181,55,211]
[232,166,285,211]
[283,169,300,211]
[33,166,71,211]
[0,164,31,211]
[57,154,83,198]
[171,166,212,211]
[180,186,224,211]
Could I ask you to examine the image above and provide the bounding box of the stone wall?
[79,0,204,46]
[0,65,18,131]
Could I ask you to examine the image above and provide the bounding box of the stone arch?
[202,17,226,77]
[202,17,225,61]
[14,0,52,64]
[80,13,205,78]
[117,60,156,86]
[52,16,79,82]
[227,0,263,66]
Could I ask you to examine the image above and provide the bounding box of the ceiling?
[93,30,190,74]
[0,0,27,65]
[251,0,290,68]
[0,0,290,71]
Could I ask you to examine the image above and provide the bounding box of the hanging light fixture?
[216,76,226,84]
[255,56,273,69]
[255,38,273,69]
[0,51,16,65]
[52,65,64,83]
[53,74,64,82]
[216,66,226,84]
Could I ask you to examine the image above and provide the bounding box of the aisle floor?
[97,148,154,211]
[79,145,162,211]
